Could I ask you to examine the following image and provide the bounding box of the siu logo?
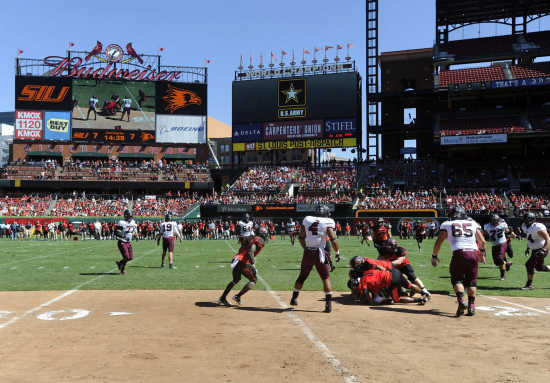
[162,84,202,113]
[17,85,70,103]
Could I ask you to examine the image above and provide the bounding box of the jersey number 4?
[451,223,473,237]
[308,221,320,235]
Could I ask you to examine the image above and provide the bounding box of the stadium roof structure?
[436,0,550,26]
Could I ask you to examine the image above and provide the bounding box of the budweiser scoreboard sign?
[15,110,43,140]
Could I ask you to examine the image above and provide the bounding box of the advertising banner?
[324,118,357,138]
[263,120,323,141]
[44,111,71,141]
[156,82,207,116]
[15,110,43,140]
[296,203,335,213]
[155,115,206,144]
[232,123,262,142]
[72,128,155,143]
[440,134,508,145]
[233,137,356,152]
[15,76,73,111]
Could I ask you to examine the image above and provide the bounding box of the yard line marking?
[224,241,359,383]
[123,85,154,129]
[480,295,550,315]
[0,249,155,330]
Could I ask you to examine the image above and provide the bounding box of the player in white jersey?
[290,205,340,313]
[87,95,98,120]
[520,212,550,290]
[157,213,182,269]
[286,219,296,245]
[115,209,138,274]
[483,214,513,280]
[432,206,486,317]
[237,213,254,245]
[120,96,132,121]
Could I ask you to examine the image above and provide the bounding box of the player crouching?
[348,256,431,305]
[218,227,269,306]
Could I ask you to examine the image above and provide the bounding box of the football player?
[521,212,550,290]
[290,205,340,313]
[114,210,138,275]
[157,213,182,269]
[218,227,269,306]
[483,214,513,280]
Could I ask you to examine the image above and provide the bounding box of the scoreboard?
[232,72,361,151]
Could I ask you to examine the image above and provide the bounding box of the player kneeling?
[348,256,431,305]
[218,227,269,306]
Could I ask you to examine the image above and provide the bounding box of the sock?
[325,292,332,303]
[468,296,475,306]
[456,291,465,304]
[221,281,235,299]
[292,289,300,301]
[421,287,429,295]
[500,269,505,278]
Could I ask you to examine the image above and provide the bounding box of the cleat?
[290,298,298,306]
[324,302,332,313]
[217,298,231,307]
[422,291,432,301]
[417,296,428,305]
[232,295,241,305]
[500,277,506,281]
[467,304,476,316]
[456,302,467,317]
[161,262,165,268]
[169,263,176,269]
[116,261,124,274]
[521,284,534,290]
[506,262,512,271]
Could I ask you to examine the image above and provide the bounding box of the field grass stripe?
[224,241,360,383]
[480,295,550,315]
[0,248,156,330]
[0,243,100,268]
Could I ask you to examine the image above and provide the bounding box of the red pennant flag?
[271,52,278,62]
[205,59,211,64]
[159,48,164,53]
[314,47,321,52]
[337,44,343,49]
[282,50,288,55]
[325,45,334,51]
[303,49,311,54]
[346,43,354,48]
[17,49,23,55]
[69,42,75,47]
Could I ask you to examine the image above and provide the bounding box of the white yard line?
[224,241,359,383]
[0,248,155,330]
[123,85,154,129]
[75,105,92,129]
[480,294,550,315]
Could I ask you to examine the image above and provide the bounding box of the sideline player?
[521,212,550,290]
[360,222,371,246]
[432,206,486,317]
[290,205,340,313]
[157,213,182,269]
[87,95,98,120]
[120,96,132,122]
[218,227,269,306]
[287,218,296,245]
[483,214,513,280]
[414,220,426,252]
[114,210,138,275]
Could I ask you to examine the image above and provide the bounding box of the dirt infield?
[1,290,550,383]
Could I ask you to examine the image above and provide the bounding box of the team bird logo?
[162,84,202,113]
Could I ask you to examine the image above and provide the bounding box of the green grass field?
[72,79,156,112]
[0,237,549,297]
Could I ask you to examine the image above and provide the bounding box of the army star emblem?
[282,83,302,104]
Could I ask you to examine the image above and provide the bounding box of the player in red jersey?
[348,256,430,305]
[218,227,269,306]
[378,238,431,299]
[373,217,391,254]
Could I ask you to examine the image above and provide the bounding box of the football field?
[1,237,550,383]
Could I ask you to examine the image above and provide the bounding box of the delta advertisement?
[44,111,71,141]
[155,115,206,144]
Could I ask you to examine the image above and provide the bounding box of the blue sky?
[4,1,547,156]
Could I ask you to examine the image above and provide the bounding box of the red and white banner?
[15,110,43,140]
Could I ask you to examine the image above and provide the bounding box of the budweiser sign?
[42,41,182,82]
